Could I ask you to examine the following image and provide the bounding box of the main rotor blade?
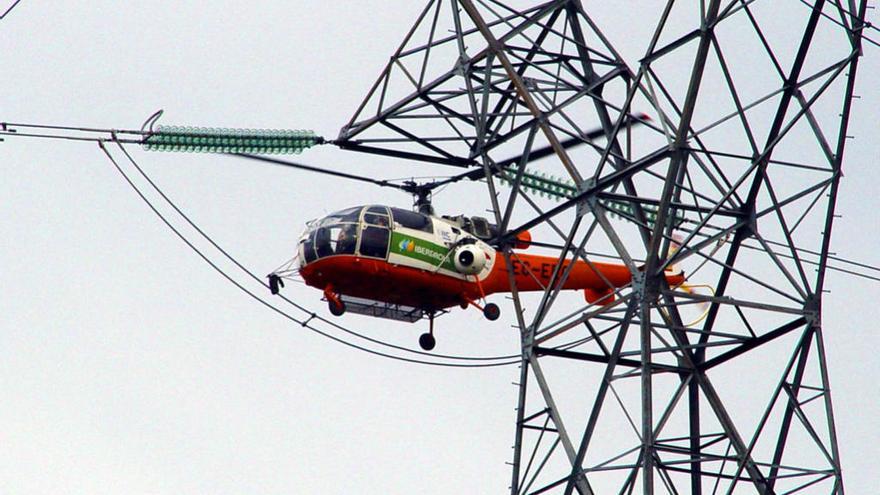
[233,153,412,191]
[421,114,650,191]
[234,113,648,195]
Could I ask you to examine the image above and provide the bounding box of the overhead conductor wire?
[99,137,519,368]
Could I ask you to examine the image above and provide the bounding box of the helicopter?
[270,201,685,351]
[252,114,686,351]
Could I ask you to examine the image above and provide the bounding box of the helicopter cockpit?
[299,205,396,265]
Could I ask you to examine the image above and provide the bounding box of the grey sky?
[1,2,877,493]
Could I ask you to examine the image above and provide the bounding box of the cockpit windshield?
[300,206,391,264]
[319,207,361,225]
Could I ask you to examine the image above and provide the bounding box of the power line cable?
[0,0,23,20]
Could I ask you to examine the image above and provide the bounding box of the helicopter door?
[359,206,391,259]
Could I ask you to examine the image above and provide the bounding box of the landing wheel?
[418,332,436,351]
[483,302,500,321]
[328,299,346,316]
[420,312,437,351]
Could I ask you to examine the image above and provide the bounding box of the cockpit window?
[360,226,390,258]
[314,227,333,258]
[321,207,362,226]
[390,207,433,233]
[302,231,317,264]
[300,206,396,264]
[364,212,389,227]
[314,224,358,256]
[335,224,358,254]
[470,216,491,239]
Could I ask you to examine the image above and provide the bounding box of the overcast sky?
[1,2,878,494]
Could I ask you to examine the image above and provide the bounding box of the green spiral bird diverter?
[143,125,323,155]
[498,164,684,228]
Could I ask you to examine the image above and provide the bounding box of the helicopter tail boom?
[486,253,685,304]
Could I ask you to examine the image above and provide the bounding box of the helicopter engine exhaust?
[454,244,487,275]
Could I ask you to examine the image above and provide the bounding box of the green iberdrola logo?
[394,235,454,270]
[398,239,416,252]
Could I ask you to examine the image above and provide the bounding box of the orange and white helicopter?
[268,202,684,350]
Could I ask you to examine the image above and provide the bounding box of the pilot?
[336,225,357,254]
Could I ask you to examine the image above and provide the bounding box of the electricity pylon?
[337,1,868,493]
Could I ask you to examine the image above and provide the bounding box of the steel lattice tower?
[336,1,868,493]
